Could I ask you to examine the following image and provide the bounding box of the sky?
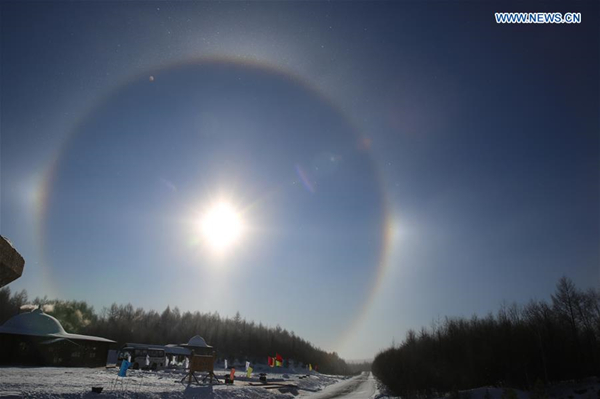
[1,1,598,361]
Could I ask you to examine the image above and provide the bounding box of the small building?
[164,343,192,362]
[116,336,214,369]
[0,309,115,367]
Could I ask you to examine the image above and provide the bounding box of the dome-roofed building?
[180,335,214,356]
[0,308,115,367]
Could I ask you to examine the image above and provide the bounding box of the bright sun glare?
[200,202,243,253]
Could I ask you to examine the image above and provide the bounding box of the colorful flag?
[309,364,312,371]
[276,353,283,362]
[275,360,282,367]
[247,366,253,378]
[268,357,274,367]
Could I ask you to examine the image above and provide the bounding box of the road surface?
[305,372,378,398]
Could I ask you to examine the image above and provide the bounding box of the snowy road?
[304,372,377,399]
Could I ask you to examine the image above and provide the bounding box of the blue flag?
[118,360,131,377]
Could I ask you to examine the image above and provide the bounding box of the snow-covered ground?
[455,378,600,399]
[0,366,349,398]
[299,372,382,399]
[2,367,596,399]
[427,378,600,399]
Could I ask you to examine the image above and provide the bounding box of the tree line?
[0,289,352,375]
[372,276,600,397]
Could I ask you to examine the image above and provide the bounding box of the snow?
[0,366,344,398]
[297,372,380,399]
[2,366,595,399]
[432,378,600,399]
[367,376,600,399]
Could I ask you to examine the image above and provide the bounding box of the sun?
[200,201,243,252]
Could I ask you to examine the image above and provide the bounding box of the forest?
[0,289,353,375]
[372,277,600,397]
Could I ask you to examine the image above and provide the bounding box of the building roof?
[181,335,212,349]
[164,344,192,356]
[0,309,115,343]
[121,343,191,355]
